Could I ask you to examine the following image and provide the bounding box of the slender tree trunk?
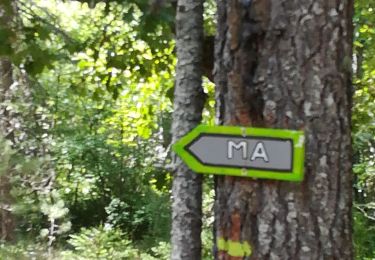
[171,0,205,258]
[355,46,364,80]
[0,59,16,242]
[214,0,354,259]
[0,0,17,242]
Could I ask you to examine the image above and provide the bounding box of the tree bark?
[0,0,17,242]
[0,59,16,242]
[171,0,206,259]
[214,0,354,259]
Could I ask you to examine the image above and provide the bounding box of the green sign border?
[173,125,305,182]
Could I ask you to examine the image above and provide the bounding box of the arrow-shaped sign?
[173,125,305,182]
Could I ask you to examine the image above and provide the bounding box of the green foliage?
[1,0,175,244]
[203,0,217,35]
[1,0,175,255]
[202,77,216,125]
[0,242,50,260]
[202,181,214,259]
[60,226,171,260]
[64,226,139,259]
[0,134,70,244]
[354,210,375,259]
[0,228,171,260]
[105,190,171,243]
[352,0,375,258]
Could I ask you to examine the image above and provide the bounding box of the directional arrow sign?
[173,125,305,182]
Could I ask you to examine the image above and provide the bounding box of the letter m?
[227,141,247,159]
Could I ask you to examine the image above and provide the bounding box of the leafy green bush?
[354,210,375,259]
[0,234,172,260]
[62,226,140,259]
[0,242,31,260]
[105,189,171,247]
[0,241,52,260]
[60,226,171,260]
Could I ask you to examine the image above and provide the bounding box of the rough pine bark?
[171,0,206,259]
[214,0,354,259]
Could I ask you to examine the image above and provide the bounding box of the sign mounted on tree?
[173,125,305,182]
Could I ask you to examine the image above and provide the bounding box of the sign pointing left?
[173,125,305,182]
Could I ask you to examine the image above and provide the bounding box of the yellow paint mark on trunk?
[217,237,252,257]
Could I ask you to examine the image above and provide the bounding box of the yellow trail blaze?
[217,237,252,257]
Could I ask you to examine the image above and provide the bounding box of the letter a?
[250,142,269,162]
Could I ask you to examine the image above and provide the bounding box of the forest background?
[0,0,374,259]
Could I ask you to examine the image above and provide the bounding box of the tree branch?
[355,204,375,222]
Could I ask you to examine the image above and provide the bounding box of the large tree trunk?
[214,0,354,259]
[171,0,206,259]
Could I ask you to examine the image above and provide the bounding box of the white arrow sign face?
[186,134,293,172]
